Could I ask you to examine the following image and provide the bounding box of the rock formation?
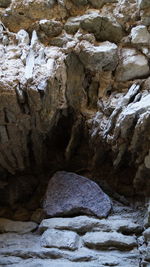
[0,0,150,266]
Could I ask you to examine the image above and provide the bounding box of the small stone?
[0,218,37,234]
[16,29,30,45]
[41,229,79,251]
[131,25,150,44]
[39,19,63,38]
[83,232,137,250]
[64,17,81,34]
[43,171,112,218]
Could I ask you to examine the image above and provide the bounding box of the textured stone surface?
[43,171,112,218]
[131,25,150,44]
[0,201,143,267]
[80,12,124,43]
[41,229,80,250]
[83,232,137,250]
[76,40,118,71]
[39,215,143,235]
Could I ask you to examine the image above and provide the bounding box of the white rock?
[41,229,80,251]
[25,49,35,81]
[17,29,30,45]
[131,25,150,44]
[30,30,39,50]
[83,232,137,250]
[116,48,150,81]
[0,218,37,234]
[39,215,142,234]
[39,216,100,233]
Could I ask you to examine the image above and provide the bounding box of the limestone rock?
[0,218,37,234]
[41,229,79,251]
[83,232,137,250]
[43,171,112,218]
[16,29,30,45]
[116,48,150,81]
[39,216,101,233]
[131,25,150,44]
[76,40,118,71]
[39,215,143,234]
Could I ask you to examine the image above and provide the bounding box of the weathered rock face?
[0,1,150,266]
[0,0,149,213]
[43,171,112,218]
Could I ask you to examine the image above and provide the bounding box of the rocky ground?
[0,199,150,267]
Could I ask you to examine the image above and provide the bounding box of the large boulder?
[43,171,112,218]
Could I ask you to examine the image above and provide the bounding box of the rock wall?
[0,0,150,208]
